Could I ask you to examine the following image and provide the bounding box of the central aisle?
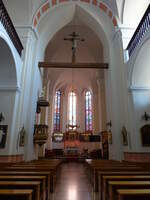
[51,162,94,200]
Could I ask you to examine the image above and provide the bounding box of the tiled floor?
[50,162,98,200]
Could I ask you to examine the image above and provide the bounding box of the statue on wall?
[19,126,26,147]
[0,125,8,148]
[39,87,46,99]
[121,126,128,146]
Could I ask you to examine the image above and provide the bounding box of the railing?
[0,0,23,56]
[127,4,150,57]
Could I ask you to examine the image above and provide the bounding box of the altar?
[51,123,102,159]
[64,127,80,158]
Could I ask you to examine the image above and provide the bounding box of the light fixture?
[142,112,150,121]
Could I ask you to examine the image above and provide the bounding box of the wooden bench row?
[0,159,62,200]
[85,159,150,200]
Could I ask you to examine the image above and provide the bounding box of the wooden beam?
[38,62,109,69]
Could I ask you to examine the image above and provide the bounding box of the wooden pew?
[0,189,33,200]
[0,159,61,200]
[98,171,150,194]
[0,175,46,200]
[0,181,40,200]
[103,175,150,200]
[85,159,141,192]
[108,181,150,200]
[6,166,56,192]
[93,166,142,192]
[117,189,150,200]
[0,171,51,199]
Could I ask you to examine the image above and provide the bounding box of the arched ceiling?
[44,15,104,94]
[0,38,17,86]
[115,0,149,27]
[4,0,149,29]
[45,24,103,63]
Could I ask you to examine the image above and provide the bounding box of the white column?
[97,78,107,131]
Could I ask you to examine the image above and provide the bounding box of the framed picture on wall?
[141,124,150,146]
[0,125,8,148]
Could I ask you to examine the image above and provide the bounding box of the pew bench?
[99,171,150,200]
[0,189,33,200]
[116,189,150,200]
[85,159,142,192]
[117,189,150,200]
[102,175,150,200]
[0,181,40,200]
[0,171,51,199]
[108,181,150,200]
[0,175,46,200]
[6,166,56,192]
[93,166,142,192]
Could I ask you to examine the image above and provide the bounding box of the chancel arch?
[32,0,126,160]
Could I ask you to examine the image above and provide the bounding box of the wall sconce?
[106,120,112,128]
[142,112,150,121]
[0,113,5,123]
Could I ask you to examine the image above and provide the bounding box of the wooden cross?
[38,32,109,69]
[64,32,85,63]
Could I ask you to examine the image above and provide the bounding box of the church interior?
[0,0,150,199]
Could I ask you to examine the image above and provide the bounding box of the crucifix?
[38,32,109,69]
[64,32,85,63]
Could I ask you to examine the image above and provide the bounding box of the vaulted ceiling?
[44,19,104,94]
[4,0,149,28]
[115,0,149,26]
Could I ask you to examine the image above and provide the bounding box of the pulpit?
[34,125,48,158]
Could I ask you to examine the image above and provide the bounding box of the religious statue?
[0,125,8,148]
[0,128,5,144]
[39,87,46,99]
[19,126,26,147]
[121,126,128,146]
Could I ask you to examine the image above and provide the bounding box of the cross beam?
[38,62,109,69]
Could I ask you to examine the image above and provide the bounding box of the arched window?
[68,92,77,126]
[85,91,92,132]
[53,90,61,132]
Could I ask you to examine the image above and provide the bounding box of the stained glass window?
[85,91,92,131]
[54,90,61,132]
[69,92,77,126]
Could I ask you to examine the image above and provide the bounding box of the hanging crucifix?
[64,32,85,63]
[39,33,109,69]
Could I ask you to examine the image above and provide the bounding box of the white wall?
[0,22,23,156]
[126,33,150,153]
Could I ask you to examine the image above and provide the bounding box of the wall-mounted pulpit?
[34,124,48,158]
